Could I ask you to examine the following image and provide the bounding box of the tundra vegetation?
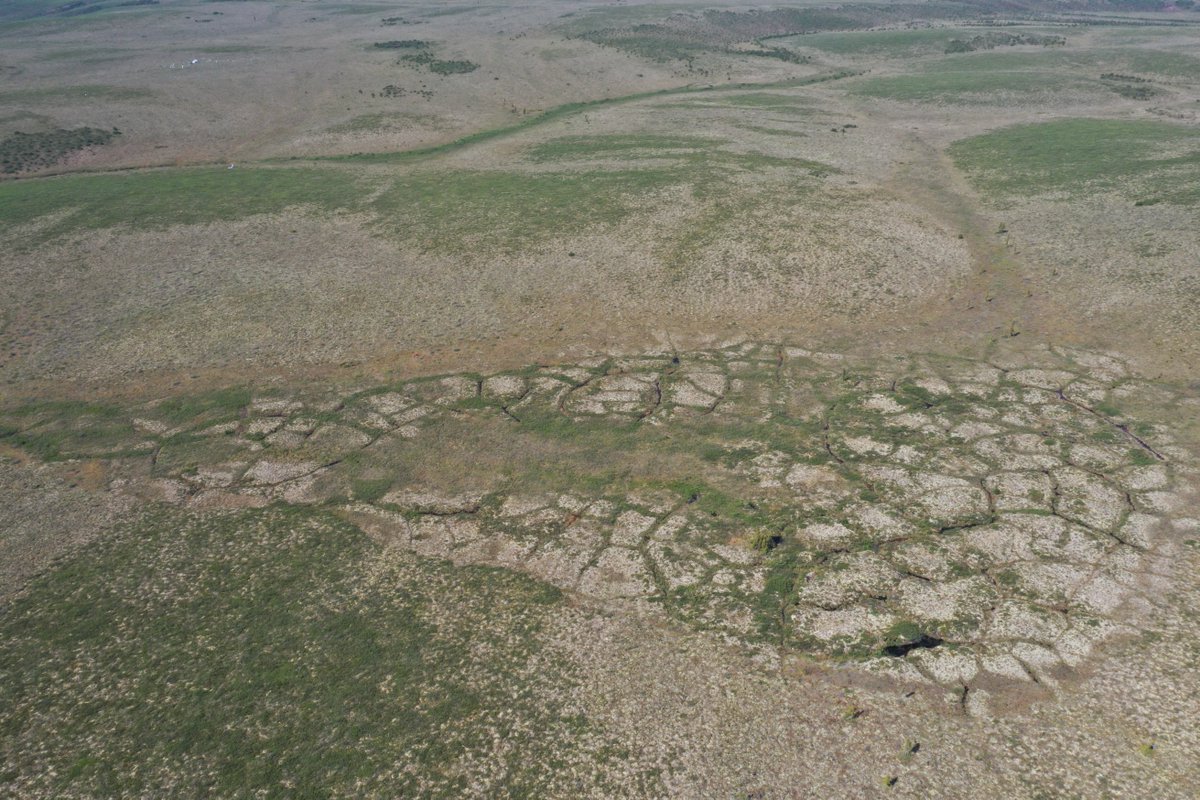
[2,0,1200,797]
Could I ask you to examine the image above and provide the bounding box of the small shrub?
[749,530,782,553]
[373,40,430,49]
[428,59,479,75]
[399,48,478,75]
[1106,82,1157,100]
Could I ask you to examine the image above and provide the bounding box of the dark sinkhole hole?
[882,634,944,657]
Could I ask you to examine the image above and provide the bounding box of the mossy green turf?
[849,62,1091,104]
[1,164,680,252]
[0,505,610,798]
[371,167,686,252]
[949,118,1200,206]
[0,166,366,239]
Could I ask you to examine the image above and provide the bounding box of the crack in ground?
[1054,387,1166,461]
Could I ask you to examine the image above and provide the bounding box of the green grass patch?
[846,49,1114,104]
[373,39,430,49]
[1094,25,1200,46]
[1105,80,1158,100]
[526,133,724,161]
[0,166,365,240]
[428,59,478,75]
[351,477,394,502]
[849,66,1087,104]
[398,50,479,74]
[0,0,116,22]
[0,399,136,460]
[0,505,611,797]
[949,118,1200,206]
[578,31,710,64]
[1,77,849,248]
[943,31,1065,54]
[662,478,763,524]
[881,619,925,645]
[1128,448,1160,466]
[328,111,439,134]
[555,3,699,35]
[2,152,812,253]
[35,46,133,63]
[370,168,686,252]
[151,386,251,426]
[513,131,830,272]
[779,26,1073,58]
[326,3,396,15]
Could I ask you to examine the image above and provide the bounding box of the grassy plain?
[950,117,1200,205]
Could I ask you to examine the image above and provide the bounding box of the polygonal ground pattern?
[2,342,1191,696]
